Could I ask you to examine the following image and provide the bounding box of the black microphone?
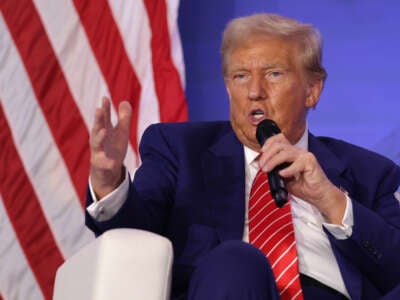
[256,119,288,207]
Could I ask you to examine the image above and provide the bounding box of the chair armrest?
[53,228,173,300]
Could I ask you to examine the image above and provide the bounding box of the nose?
[248,76,267,100]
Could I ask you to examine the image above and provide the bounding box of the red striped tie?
[249,169,303,300]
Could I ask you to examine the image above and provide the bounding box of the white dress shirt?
[87,127,352,298]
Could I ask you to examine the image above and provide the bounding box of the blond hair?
[221,13,327,82]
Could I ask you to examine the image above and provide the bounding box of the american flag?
[0,0,187,299]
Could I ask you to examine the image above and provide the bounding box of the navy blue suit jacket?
[86,121,400,299]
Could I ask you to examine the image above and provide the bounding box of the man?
[86,13,400,299]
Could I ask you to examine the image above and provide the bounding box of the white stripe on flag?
[0,13,94,259]
[0,195,44,300]
[165,0,186,87]
[0,0,187,298]
[108,0,161,146]
[33,0,137,174]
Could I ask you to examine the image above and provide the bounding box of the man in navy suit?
[86,13,400,299]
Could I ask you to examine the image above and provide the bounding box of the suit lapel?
[201,128,246,242]
[309,133,362,300]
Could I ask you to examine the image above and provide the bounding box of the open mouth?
[252,109,264,119]
[249,109,266,124]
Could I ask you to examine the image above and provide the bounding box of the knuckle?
[300,151,315,163]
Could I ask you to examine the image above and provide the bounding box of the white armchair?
[53,228,173,300]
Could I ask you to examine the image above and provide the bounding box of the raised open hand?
[89,97,132,199]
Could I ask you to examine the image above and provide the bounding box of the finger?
[102,96,112,129]
[117,101,133,133]
[91,106,105,135]
[279,152,315,179]
[260,140,285,160]
[279,158,304,179]
[259,141,293,170]
[260,133,290,152]
[260,147,296,173]
[90,127,107,152]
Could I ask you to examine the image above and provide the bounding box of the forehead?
[227,36,300,71]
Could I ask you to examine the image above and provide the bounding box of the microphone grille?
[256,119,281,146]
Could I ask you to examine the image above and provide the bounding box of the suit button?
[372,250,382,260]
[361,240,370,249]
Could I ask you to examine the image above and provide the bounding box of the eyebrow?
[229,63,287,73]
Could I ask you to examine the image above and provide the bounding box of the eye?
[266,70,284,81]
[233,73,247,79]
[232,73,250,83]
[271,71,281,77]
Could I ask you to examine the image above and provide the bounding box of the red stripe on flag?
[73,0,141,159]
[143,0,188,122]
[0,103,64,300]
[0,0,90,205]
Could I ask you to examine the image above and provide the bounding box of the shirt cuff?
[86,168,130,222]
[323,194,354,240]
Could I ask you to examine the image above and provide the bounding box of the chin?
[243,135,260,150]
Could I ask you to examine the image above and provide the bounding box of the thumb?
[118,101,133,132]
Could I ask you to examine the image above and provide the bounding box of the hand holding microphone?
[256,119,289,207]
[256,119,347,223]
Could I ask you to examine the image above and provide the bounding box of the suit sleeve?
[85,124,177,236]
[328,162,400,292]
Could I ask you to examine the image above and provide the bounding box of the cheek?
[228,86,251,125]
[230,104,243,126]
[229,94,245,115]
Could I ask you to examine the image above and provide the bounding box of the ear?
[305,78,323,109]
[225,78,232,98]
[226,87,231,98]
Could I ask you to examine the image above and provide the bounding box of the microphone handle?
[267,165,288,207]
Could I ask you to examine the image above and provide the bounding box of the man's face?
[225,36,322,151]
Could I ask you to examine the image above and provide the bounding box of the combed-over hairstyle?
[221,13,327,82]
